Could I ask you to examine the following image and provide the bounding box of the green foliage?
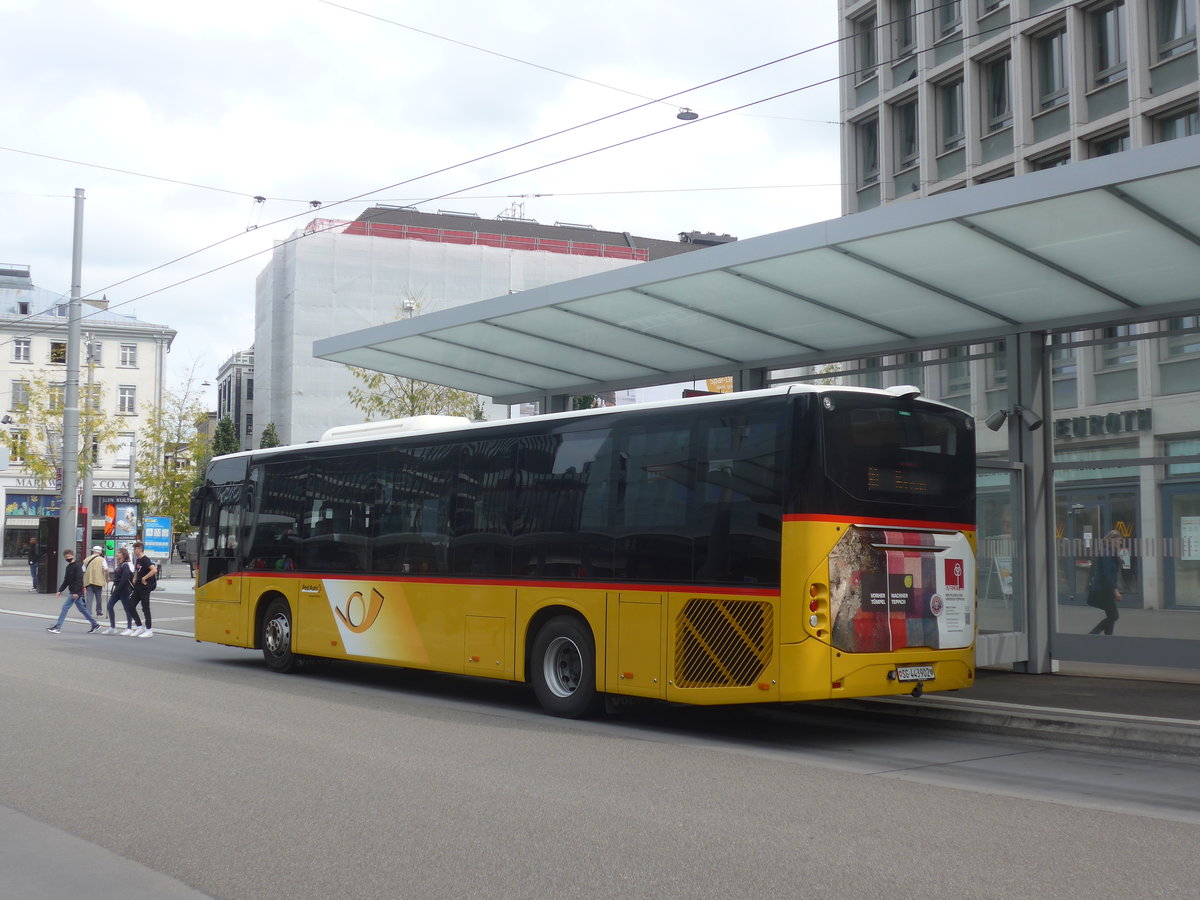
[571,394,600,410]
[135,380,208,525]
[212,416,240,456]
[11,369,121,484]
[259,421,281,448]
[346,298,483,421]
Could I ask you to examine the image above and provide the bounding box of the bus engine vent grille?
[675,598,773,688]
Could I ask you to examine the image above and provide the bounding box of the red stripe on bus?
[234,570,779,596]
[783,513,974,531]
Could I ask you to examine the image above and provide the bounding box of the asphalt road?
[3,601,1200,899]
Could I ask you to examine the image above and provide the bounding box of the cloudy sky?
[3,0,843,404]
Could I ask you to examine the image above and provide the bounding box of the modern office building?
[838,0,1198,213]
[255,208,712,445]
[216,347,254,451]
[0,264,176,560]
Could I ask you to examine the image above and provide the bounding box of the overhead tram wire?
[5,63,895,342]
[25,28,857,321]
[4,0,1068,345]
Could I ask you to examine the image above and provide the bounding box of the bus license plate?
[896,665,934,683]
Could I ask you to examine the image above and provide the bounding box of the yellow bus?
[191,385,976,716]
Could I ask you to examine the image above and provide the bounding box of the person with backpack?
[47,549,102,634]
[130,541,158,638]
[103,547,139,635]
[82,545,109,618]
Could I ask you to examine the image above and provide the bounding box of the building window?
[987,340,1008,388]
[49,383,65,409]
[939,78,965,150]
[894,98,919,169]
[9,430,28,464]
[858,117,880,186]
[942,346,971,396]
[119,343,138,367]
[1166,315,1200,358]
[118,385,136,414]
[981,0,1009,12]
[16,300,30,315]
[1157,0,1197,59]
[83,383,102,413]
[1091,1,1127,86]
[12,338,30,363]
[1034,148,1072,168]
[1090,130,1130,156]
[87,340,102,366]
[894,0,916,57]
[1098,325,1137,369]
[1155,105,1200,142]
[10,380,29,411]
[854,13,878,81]
[246,378,254,401]
[985,55,1013,132]
[49,341,66,364]
[1037,26,1070,109]
[246,414,254,437]
[939,0,963,36]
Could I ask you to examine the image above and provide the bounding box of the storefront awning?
[314,137,1200,405]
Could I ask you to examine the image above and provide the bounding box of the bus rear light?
[809,599,819,612]
[832,681,842,689]
[809,614,819,627]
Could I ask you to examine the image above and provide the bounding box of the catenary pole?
[57,188,85,559]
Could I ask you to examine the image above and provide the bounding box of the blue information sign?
[143,516,173,557]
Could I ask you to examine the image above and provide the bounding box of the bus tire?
[261,598,298,673]
[530,615,601,718]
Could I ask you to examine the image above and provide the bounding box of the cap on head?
[92,546,102,553]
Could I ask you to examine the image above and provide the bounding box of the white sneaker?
[130,626,145,637]
[120,628,134,636]
[137,629,154,638]
[101,627,116,635]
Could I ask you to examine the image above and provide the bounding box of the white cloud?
[2,0,843,401]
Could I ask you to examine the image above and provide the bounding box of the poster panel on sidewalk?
[143,516,173,557]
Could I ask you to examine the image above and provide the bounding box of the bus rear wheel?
[261,598,298,673]
[531,615,601,718]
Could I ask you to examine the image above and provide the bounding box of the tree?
[346,299,483,421]
[212,416,240,456]
[135,378,208,526]
[11,369,122,484]
[259,422,281,448]
[571,394,600,410]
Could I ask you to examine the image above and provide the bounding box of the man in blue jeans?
[46,549,101,634]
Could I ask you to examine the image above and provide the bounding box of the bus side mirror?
[189,487,206,527]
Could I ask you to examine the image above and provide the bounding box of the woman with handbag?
[1087,530,1124,635]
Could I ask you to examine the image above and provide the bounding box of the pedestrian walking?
[1087,530,1124,636]
[46,549,101,634]
[130,541,158,638]
[82,545,108,618]
[104,547,139,634]
[27,536,40,592]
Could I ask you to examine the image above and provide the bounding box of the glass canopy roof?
[315,137,1200,405]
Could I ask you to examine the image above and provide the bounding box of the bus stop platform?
[844,668,1200,761]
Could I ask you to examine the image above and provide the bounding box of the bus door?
[196,483,243,588]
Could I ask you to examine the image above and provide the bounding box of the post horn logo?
[334,587,385,633]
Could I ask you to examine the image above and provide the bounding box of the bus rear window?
[821,400,972,508]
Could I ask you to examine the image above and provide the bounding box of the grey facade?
[839,0,1198,213]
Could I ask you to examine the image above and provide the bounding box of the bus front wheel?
[261,598,298,673]
[530,615,601,718]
